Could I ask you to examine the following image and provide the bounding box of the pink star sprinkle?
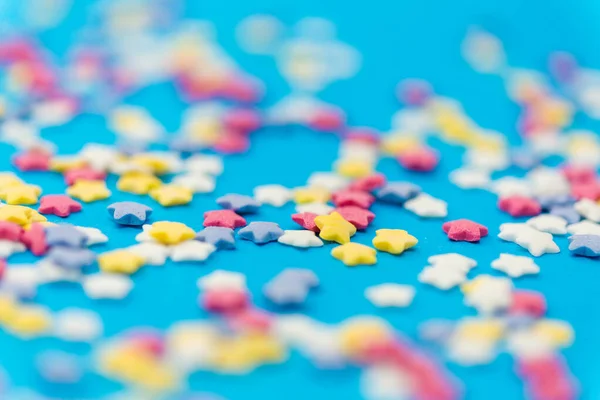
[398,147,439,172]
[203,210,247,229]
[332,189,375,209]
[291,212,319,232]
[223,108,261,134]
[38,194,83,217]
[344,127,380,145]
[12,150,51,171]
[213,132,249,154]
[571,181,600,200]
[498,195,542,217]
[20,223,48,256]
[442,219,488,242]
[201,289,249,314]
[335,206,375,230]
[308,107,345,132]
[562,164,596,184]
[348,173,387,192]
[227,308,272,333]
[64,167,106,186]
[0,222,24,241]
[509,290,547,318]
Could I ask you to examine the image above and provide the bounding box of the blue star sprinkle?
[276,268,319,288]
[376,182,421,204]
[550,205,581,224]
[195,227,236,250]
[47,246,96,269]
[107,201,153,226]
[263,280,309,306]
[216,193,260,214]
[568,234,600,258]
[238,222,284,244]
[537,194,575,211]
[45,225,88,248]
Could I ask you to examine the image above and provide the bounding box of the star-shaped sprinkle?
[98,250,145,274]
[197,270,247,291]
[149,184,193,207]
[107,201,153,226]
[442,219,488,242]
[567,220,600,235]
[307,172,349,191]
[203,210,246,229]
[185,154,223,176]
[67,180,111,203]
[0,221,23,241]
[365,284,415,307]
[63,167,106,186]
[238,222,284,244]
[83,273,133,300]
[568,235,600,257]
[571,181,600,200]
[491,177,532,197]
[117,171,162,194]
[0,183,42,205]
[498,195,541,217]
[418,265,467,290]
[462,275,513,314]
[404,194,448,218]
[277,230,324,248]
[498,223,538,242]
[216,193,260,214]
[574,198,600,222]
[0,239,25,258]
[491,253,540,277]
[331,189,374,209]
[314,212,357,244]
[275,268,319,288]
[45,225,88,248]
[127,242,170,265]
[348,173,386,192]
[427,253,477,273]
[331,243,377,266]
[293,186,331,204]
[38,195,82,218]
[372,229,417,254]
[526,215,567,235]
[263,280,309,306]
[253,184,291,207]
[170,241,216,262]
[148,221,195,245]
[449,168,490,189]
[21,223,48,255]
[291,212,319,232]
[12,150,51,171]
[295,202,334,215]
[376,182,421,204]
[196,227,236,249]
[47,246,96,270]
[53,308,102,342]
[335,206,375,230]
[74,226,108,246]
[514,230,560,257]
[550,205,581,224]
[171,173,215,193]
[537,194,575,211]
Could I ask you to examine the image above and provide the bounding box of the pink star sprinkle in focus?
[203,210,247,229]
[498,195,542,217]
[291,212,319,232]
[332,189,375,209]
[38,194,83,217]
[335,206,375,230]
[442,219,489,242]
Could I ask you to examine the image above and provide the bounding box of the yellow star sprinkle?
[0,183,41,205]
[380,134,421,156]
[117,171,162,194]
[335,159,373,178]
[372,229,418,255]
[315,212,356,244]
[331,242,377,266]
[0,173,23,189]
[130,154,172,175]
[0,205,46,226]
[293,186,331,204]
[5,305,52,338]
[339,317,392,358]
[532,320,574,347]
[455,318,504,341]
[149,221,195,245]
[149,184,193,207]
[0,295,19,324]
[98,250,145,274]
[49,157,87,172]
[67,180,111,202]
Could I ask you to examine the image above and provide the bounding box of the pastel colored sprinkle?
[442,219,489,242]
[107,201,153,226]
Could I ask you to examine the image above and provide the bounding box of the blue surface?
[1,0,600,399]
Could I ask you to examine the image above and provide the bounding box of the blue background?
[0,0,600,399]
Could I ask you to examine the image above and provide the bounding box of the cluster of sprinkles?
[0,1,595,398]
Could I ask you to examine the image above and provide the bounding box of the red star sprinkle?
[571,181,600,200]
[201,289,249,313]
[498,195,542,217]
[12,149,51,171]
[64,167,106,186]
[398,147,439,172]
[20,223,48,256]
[348,173,387,192]
[291,212,319,232]
[335,206,375,230]
[203,210,247,229]
[38,194,83,217]
[0,222,23,241]
[562,164,596,184]
[442,219,489,242]
[332,189,375,209]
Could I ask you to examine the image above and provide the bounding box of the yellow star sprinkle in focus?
[0,183,41,205]
[335,159,373,178]
[149,184,193,207]
[0,205,46,226]
[372,229,418,255]
[149,221,195,245]
[293,186,331,204]
[67,180,111,202]
[98,250,145,274]
[117,171,162,194]
[331,242,377,266]
[315,212,356,244]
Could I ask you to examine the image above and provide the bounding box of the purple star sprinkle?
[107,201,153,226]
[275,268,319,288]
[376,182,421,204]
[237,221,284,244]
[45,225,88,248]
[537,194,575,211]
[550,205,581,224]
[47,246,96,270]
[263,280,309,306]
[216,193,260,214]
[568,234,600,258]
[195,227,236,250]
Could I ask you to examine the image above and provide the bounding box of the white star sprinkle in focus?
[491,253,540,278]
[278,230,324,248]
[526,215,568,235]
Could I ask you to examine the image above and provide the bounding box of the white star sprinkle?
[567,220,600,235]
[491,253,540,278]
[527,167,570,197]
[38,260,81,283]
[197,270,247,291]
[127,242,170,266]
[498,223,538,242]
[365,284,415,308]
[75,226,108,246]
[254,184,292,207]
[171,173,215,193]
[463,275,513,314]
[83,274,133,300]
[506,329,555,360]
[463,149,510,171]
[295,202,334,215]
[449,168,490,189]
[404,194,448,218]
[134,224,155,243]
[278,230,324,248]
[418,265,467,290]
[185,154,223,176]
[526,215,568,235]
[490,177,531,197]
[574,198,600,222]
[0,240,26,258]
[514,230,560,257]
[427,253,477,273]
[53,308,103,342]
[307,172,349,192]
[170,241,216,262]
[79,144,119,171]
